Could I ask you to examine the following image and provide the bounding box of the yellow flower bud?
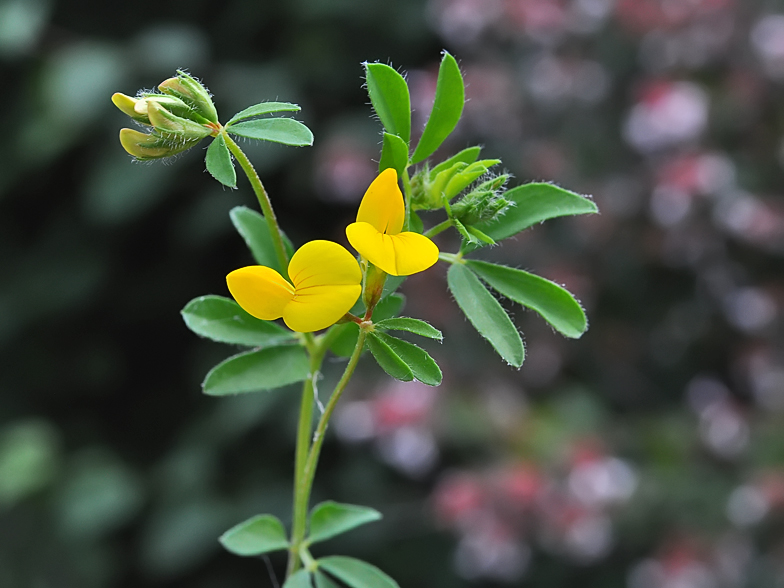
[118,128,201,161]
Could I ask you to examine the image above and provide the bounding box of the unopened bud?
[146,101,213,140]
[158,71,218,124]
[111,93,151,124]
[119,128,201,160]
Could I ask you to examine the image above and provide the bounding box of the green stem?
[424,219,453,239]
[287,333,322,578]
[287,329,368,577]
[222,130,289,272]
[401,167,413,231]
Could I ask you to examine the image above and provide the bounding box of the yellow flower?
[346,168,439,276]
[226,240,362,333]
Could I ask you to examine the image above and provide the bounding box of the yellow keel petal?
[226,266,295,321]
[283,284,362,332]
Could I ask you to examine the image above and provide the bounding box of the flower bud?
[146,100,213,141]
[451,174,512,225]
[158,70,219,124]
[119,128,202,161]
[111,93,151,124]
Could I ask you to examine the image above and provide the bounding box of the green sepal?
[308,501,382,544]
[283,569,313,588]
[318,556,400,588]
[447,263,524,367]
[365,62,411,144]
[205,133,236,188]
[429,146,481,178]
[227,102,301,125]
[466,260,587,338]
[371,332,442,386]
[202,345,310,396]
[229,206,295,277]
[118,128,202,161]
[379,132,409,177]
[146,99,212,139]
[227,118,314,146]
[219,514,289,556]
[411,51,465,164]
[181,295,296,347]
[375,317,442,340]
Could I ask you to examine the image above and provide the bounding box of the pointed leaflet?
[379,132,409,177]
[373,332,442,386]
[315,572,342,588]
[226,101,301,125]
[367,333,413,382]
[230,206,294,276]
[308,501,382,544]
[227,118,314,146]
[283,569,313,588]
[447,263,524,367]
[205,133,236,187]
[411,52,465,164]
[365,63,411,144]
[467,260,587,338]
[375,317,442,340]
[181,295,296,347]
[429,146,481,178]
[219,514,289,556]
[475,182,598,243]
[318,556,400,588]
[328,293,406,357]
[202,345,310,396]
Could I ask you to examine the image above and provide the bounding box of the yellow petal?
[346,222,398,275]
[346,222,439,276]
[283,284,362,332]
[288,240,362,290]
[389,231,440,275]
[226,266,295,321]
[356,168,405,235]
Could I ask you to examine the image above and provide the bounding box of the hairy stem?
[222,131,289,272]
[424,218,453,239]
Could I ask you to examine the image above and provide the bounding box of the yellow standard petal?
[355,168,405,235]
[346,222,439,276]
[226,266,295,321]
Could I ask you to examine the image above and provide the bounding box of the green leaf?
[227,118,314,146]
[411,52,465,164]
[328,293,406,358]
[367,333,413,382]
[409,211,424,234]
[444,160,500,200]
[429,146,481,178]
[375,317,442,340]
[477,182,598,242]
[283,569,313,588]
[373,332,442,386]
[205,134,236,188]
[229,206,294,276]
[181,295,296,347]
[447,263,524,367]
[203,345,310,396]
[466,260,587,338]
[365,63,411,144]
[315,571,342,588]
[226,102,301,125]
[318,556,400,588]
[219,514,289,556]
[308,501,382,544]
[379,132,409,177]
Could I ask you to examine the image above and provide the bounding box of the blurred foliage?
[2,0,784,587]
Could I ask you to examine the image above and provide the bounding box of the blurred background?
[2,0,784,586]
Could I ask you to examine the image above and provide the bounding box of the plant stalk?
[222,130,290,272]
